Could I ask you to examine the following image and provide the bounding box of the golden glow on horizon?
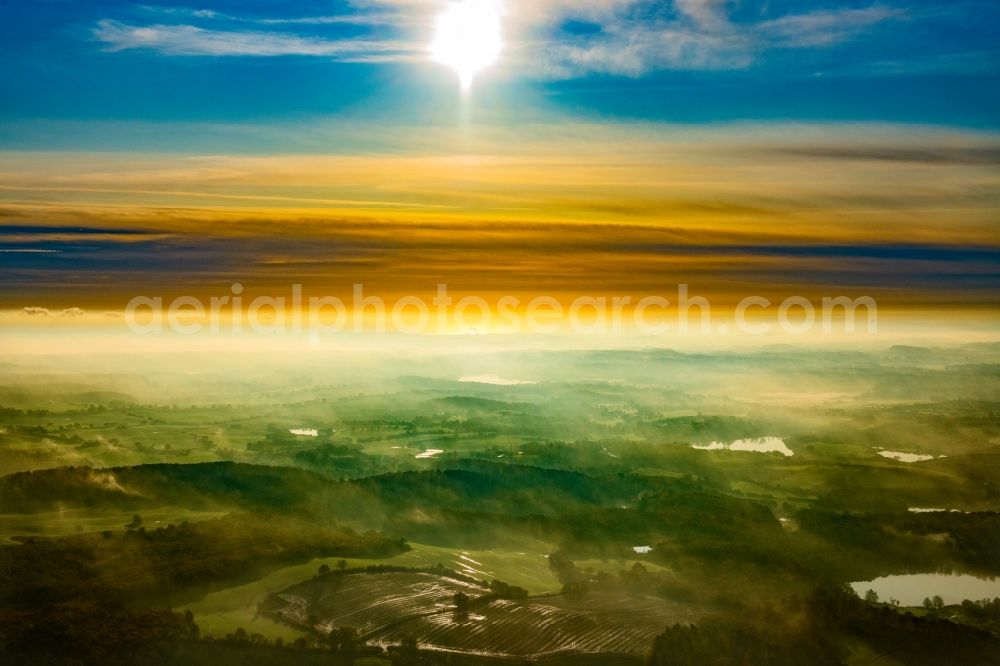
[431,0,503,91]
[1,123,997,314]
[3,305,999,361]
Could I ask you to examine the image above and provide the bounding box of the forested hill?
[0,460,697,518]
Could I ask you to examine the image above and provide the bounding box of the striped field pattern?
[267,572,697,658]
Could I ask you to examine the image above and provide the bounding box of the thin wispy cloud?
[138,4,400,27]
[256,14,402,27]
[518,2,899,76]
[759,7,900,48]
[674,0,730,30]
[23,306,86,317]
[94,20,413,59]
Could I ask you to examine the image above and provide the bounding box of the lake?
[874,448,943,463]
[692,436,794,457]
[416,449,445,459]
[851,573,1000,607]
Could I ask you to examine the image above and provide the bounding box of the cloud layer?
[1,123,997,308]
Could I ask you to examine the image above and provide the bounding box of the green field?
[180,541,561,639]
[0,506,228,544]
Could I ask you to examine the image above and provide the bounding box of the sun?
[431,0,503,91]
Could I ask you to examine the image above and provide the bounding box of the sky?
[2,0,999,130]
[0,0,998,326]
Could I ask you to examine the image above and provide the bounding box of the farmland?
[179,542,682,641]
[265,570,697,658]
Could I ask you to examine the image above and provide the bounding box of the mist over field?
[1,342,999,664]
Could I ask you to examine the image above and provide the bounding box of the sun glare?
[431,0,503,91]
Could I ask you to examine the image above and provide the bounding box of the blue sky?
[1,0,998,148]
